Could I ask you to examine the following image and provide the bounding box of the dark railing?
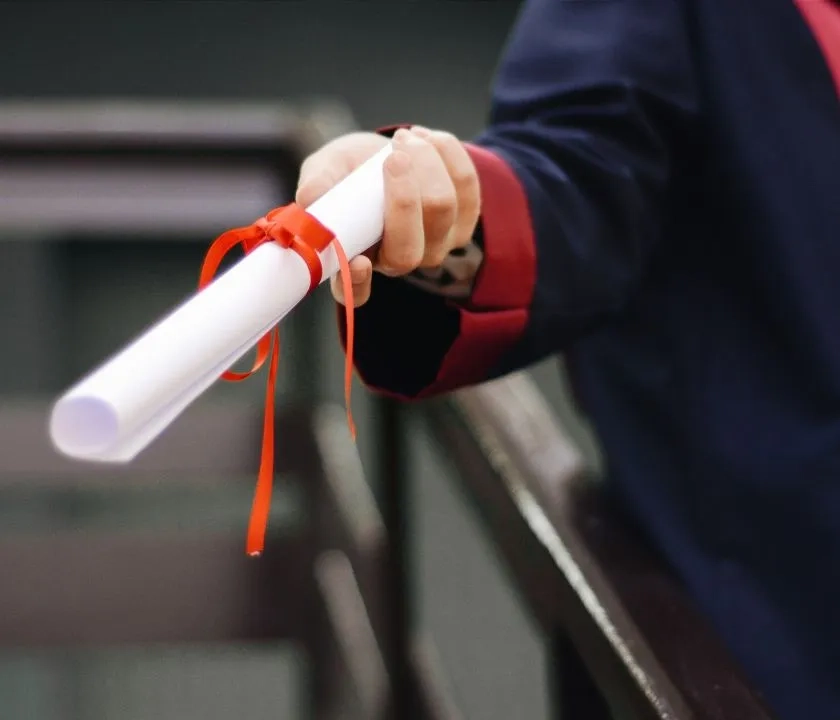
[423,373,777,720]
[0,101,776,719]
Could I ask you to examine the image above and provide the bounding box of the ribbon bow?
[199,203,356,557]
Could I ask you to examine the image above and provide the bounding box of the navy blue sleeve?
[343,0,698,399]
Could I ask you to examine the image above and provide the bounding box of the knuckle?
[389,188,417,213]
[431,130,460,152]
[423,190,456,218]
[382,244,422,274]
[452,165,479,196]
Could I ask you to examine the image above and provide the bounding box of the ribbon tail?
[202,204,356,557]
[222,332,273,382]
[246,327,280,557]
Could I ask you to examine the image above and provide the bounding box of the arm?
[346,0,698,399]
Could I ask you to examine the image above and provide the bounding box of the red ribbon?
[199,203,356,557]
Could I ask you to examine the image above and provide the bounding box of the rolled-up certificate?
[50,144,392,462]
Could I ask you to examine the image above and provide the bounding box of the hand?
[296,127,481,307]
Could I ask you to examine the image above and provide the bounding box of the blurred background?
[0,2,601,719]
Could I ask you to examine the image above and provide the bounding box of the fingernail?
[387,150,411,176]
[411,125,431,138]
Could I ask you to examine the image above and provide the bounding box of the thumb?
[296,160,349,208]
[297,133,391,208]
[331,255,373,307]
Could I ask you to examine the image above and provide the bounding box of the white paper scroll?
[49,144,392,463]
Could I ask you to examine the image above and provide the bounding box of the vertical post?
[0,238,63,393]
[287,292,323,405]
[376,396,415,719]
[301,409,329,720]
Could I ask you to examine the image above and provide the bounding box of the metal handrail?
[424,372,777,720]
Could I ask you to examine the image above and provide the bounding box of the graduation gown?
[344,1,840,717]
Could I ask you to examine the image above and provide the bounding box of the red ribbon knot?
[199,202,356,557]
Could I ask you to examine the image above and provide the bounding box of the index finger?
[377,149,425,275]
